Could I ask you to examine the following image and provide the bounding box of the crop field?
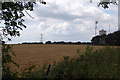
[9,44,102,71]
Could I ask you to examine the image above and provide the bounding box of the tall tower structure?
[95,21,98,36]
[109,25,111,33]
[99,29,106,36]
[118,1,120,31]
[40,34,43,43]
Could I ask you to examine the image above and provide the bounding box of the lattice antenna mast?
[40,34,43,43]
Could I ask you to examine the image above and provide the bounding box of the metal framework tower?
[40,34,43,43]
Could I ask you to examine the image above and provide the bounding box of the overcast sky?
[6,0,118,44]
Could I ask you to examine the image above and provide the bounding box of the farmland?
[10,44,101,71]
[3,44,120,78]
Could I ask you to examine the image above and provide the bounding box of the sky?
[4,0,118,44]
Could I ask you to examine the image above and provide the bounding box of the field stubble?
[10,44,101,71]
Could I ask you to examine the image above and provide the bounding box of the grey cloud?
[7,1,118,44]
[34,9,79,21]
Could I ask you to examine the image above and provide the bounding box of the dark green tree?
[0,1,46,79]
[90,0,118,9]
[1,1,46,40]
[105,31,120,46]
[91,31,120,46]
[91,36,100,45]
[45,41,52,44]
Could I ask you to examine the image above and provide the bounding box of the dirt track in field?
[10,44,101,71]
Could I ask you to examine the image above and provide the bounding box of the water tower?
[99,29,106,36]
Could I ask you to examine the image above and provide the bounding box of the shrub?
[46,46,120,79]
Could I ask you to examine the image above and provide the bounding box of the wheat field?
[10,44,101,71]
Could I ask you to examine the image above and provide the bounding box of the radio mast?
[40,34,43,43]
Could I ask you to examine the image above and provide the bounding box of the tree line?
[91,31,120,46]
[22,30,120,46]
[22,41,91,45]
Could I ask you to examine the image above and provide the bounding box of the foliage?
[91,31,120,46]
[0,1,46,79]
[19,61,51,79]
[19,62,36,78]
[22,42,43,44]
[46,46,120,79]
[45,41,52,44]
[45,41,82,45]
[1,1,46,40]
[90,0,118,9]
[2,44,19,79]
[85,46,93,56]
[105,31,120,46]
[98,0,117,9]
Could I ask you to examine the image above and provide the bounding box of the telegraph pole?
[40,34,43,43]
[109,25,111,34]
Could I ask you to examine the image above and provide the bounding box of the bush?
[46,46,120,79]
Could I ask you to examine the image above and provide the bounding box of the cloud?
[7,0,118,44]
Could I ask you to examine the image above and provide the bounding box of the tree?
[45,41,52,44]
[91,36,101,45]
[0,1,46,41]
[0,1,46,78]
[90,0,118,9]
[91,31,120,46]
